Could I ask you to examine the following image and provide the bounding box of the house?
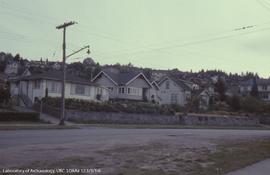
[149,81,161,104]
[192,89,211,110]
[158,76,192,106]
[10,70,109,107]
[4,61,19,75]
[92,69,154,101]
[239,78,270,102]
[226,85,240,97]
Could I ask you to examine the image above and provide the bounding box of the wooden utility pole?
[56,21,76,125]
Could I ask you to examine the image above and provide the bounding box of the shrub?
[41,97,181,115]
[0,112,40,121]
[241,96,264,113]
[227,95,241,111]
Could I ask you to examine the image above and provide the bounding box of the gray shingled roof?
[102,70,144,85]
[158,76,192,91]
[17,70,97,86]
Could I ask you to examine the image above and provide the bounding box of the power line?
[95,26,270,60]
[256,0,270,12]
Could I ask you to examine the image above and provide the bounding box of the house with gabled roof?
[239,78,270,102]
[92,69,154,101]
[10,70,109,107]
[158,76,193,106]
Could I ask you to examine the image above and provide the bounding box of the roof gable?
[92,71,118,85]
[158,76,192,91]
[126,73,153,87]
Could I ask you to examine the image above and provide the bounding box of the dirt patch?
[15,138,270,175]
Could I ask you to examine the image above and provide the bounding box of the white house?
[158,76,192,106]
[4,61,19,75]
[239,78,270,102]
[192,89,211,110]
[10,70,109,107]
[92,69,155,102]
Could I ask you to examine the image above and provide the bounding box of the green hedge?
[0,112,40,122]
[41,97,185,115]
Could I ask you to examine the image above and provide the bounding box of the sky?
[0,0,270,78]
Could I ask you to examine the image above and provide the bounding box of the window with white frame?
[108,87,113,92]
[33,80,41,89]
[260,92,269,99]
[127,87,142,96]
[47,81,60,93]
[70,84,90,96]
[97,87,102,94]
[118,87,125,94]
[262,86,267,91]
[75,85,85,95]
[171,93,178,104]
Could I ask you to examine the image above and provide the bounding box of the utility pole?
[56,21,76,125]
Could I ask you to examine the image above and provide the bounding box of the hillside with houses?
[1,51,270,114]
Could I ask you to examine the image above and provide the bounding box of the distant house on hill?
[92,69,156,102]
[4,61,19,75]
[239,78,270,102]
[10,70,109,107]
[158,76,192,106]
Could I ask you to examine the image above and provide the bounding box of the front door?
[142,88,148,101]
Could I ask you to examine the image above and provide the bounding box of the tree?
[250,78,259,98]
[215,77,226,101]
[228,95,241,111]
[14,54,20,61]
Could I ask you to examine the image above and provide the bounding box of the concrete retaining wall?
[181,115,259,126]
[67,110,180,125]
[66,110,259,126]
[34,104,260,126]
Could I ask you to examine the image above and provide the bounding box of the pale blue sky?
[0,0,270,77]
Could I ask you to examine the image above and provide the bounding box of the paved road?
[0,127,270,173]
[226,159,270,175]
[1,128,270,149]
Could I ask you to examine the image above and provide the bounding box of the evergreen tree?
[215,77,227,101]
[250,78,259,98]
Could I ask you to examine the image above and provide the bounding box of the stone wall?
[66,110,259,126]
[34,104,260,126]
[259,116,270,125]
[180,115,259,126]
[67,110,180,125]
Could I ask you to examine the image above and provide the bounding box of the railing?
[18,94,33,107]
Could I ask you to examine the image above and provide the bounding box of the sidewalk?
[226,159,270,175]
[14,106,74,126]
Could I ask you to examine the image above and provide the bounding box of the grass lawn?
[191,139,270,175]
[18,138,270,175]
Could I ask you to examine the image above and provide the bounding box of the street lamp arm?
[66,45,90,59]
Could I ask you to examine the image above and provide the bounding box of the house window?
[260,92,269,100]
[262,86,267,91]
[47,81,60,93]
[75,85,85,95]
[171,93,178,104]
[70,84,90,96]
[166,81,170,89]
[108,87,113,91]
[97,87,102,95]
[118,87,125,94]
[33,80,41,89]
[127,87,142,96]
